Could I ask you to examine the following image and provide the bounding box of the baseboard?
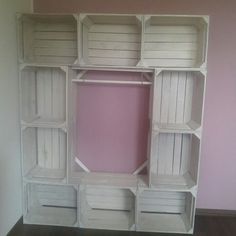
[7,217,23,236]
[196,208,236,217]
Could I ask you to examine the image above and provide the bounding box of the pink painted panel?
[34,0,236,210]
[75,71,150,173]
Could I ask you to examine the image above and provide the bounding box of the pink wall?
[34,0,236,210]
[76,72,149,173]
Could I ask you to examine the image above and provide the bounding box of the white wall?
[0,1,31,235]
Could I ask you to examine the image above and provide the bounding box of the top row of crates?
[17,14,209,68]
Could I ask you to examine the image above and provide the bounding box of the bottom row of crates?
[23,183,195,234]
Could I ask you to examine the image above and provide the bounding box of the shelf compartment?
[20,66,67,127]
[152,70,205,133]
[78,14,142,67]
[18,14,78,64]
[143,16,208,68]
[150,132,200,190]
[137,190,195,233]
[70,70,150,179]
[22,127,67,182]
[24,183,77,226]
[79,185,135,230]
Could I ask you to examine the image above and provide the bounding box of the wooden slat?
[35,39,77,49]
[172,134,182,175]
[88,57,138,66]
[139,213,188,232]
[145,33,197,43]
[145,25,197,34]
[89,41,141,51]
[90,24,139,34]
[144,50,197,59]
[35,56,76,64]
[144,42,197,51]
[160,71,171,123]
[35,23,76,32]
[168,72,178,123]
[88,32,141,42]
[34,31,76,40]
[175,72,187,123]
[35,47,77,57]
[145,59,195,67]
[88,49,139,59]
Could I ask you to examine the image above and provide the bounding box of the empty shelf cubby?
[143,16,208,67]
[22,127,67,182]
[152,70,205,133]
[18,14,78,64]
[24,183,77,226]
[137,190,195,233]
[78,14,142,67]
[20,66,67,127]
[69,70,150,180]
[150,132,200,189]
[79,185,135,230]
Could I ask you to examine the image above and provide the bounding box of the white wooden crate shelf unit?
[22,127,67,182]
[137,190,195,234]
[69,69,152,183]
[24,183,77,226]
[17,13,209,234]
[79,185,135,230]
[18,14,78,64]
[20,65,67,128]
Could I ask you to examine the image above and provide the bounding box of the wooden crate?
[137,190,195,233]
[149,132,200,189]
[23,183,77,226]
[20,65,67,128]
[78,14,142,67]
[79,185,135,230]
[17,14,78,64]
[143,16,208,68]
[22,127,67,182]
[152,70,205,133]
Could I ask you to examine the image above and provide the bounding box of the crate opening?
[24,183,77,226]
[138,190,194,233]
[80,14,142,67]
[22,127,67,182]
[72,71,150,176]
[80,186,135,230]
[21,66,66,126]
[153,71,205,132]
[144,16,208,67]
[19,14,78,64]
[151,133,200,189]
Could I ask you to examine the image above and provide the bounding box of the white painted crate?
[143,16,208,68]
[149,133,200,190]
[23,183,77,226]
[152,70,205,133]
[20,65,67,128]
[17,14,78,64]
[78,14,142,67]
[137,190,195,234]
[79,185,135,230]
[22,127,67,182]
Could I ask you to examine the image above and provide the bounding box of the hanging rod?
[72,79,152,85]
